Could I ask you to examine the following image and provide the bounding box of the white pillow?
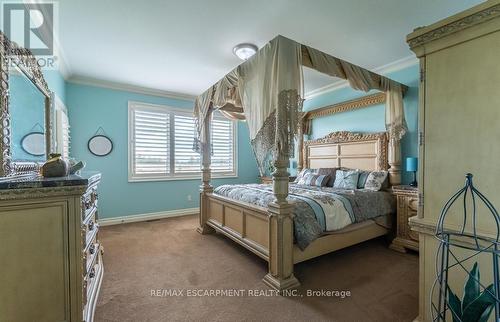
[295,168,315,184]
[364,171,388,191]
[333,170,359,189]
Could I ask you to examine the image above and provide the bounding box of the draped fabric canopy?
[304,45,408,142]
[193,35,408,175]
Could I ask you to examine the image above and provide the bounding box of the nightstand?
[390,185,419,253]
[259,176,296,184]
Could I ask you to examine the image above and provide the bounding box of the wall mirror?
[21,131,46,156]
[88,135,113,157]
[0,31,52,177]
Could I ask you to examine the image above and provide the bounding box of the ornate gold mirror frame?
[0,31,52,177]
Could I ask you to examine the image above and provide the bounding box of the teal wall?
[10,74,46,161]
[43,70,67,103]
[66,83,259,219]
[301,63,419,184]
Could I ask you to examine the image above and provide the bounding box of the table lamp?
[406,157,418,187]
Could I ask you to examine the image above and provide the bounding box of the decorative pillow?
[294,168,316,184]
[300,173,330,187]
[317,168,339,187]
[364,171,389,191]
[357,170,371,189]
[333,170,360,189]
[293,168,311,183]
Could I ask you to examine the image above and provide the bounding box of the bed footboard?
[200,187,300,292]
[204,193,270,260]
[199,190,392,292]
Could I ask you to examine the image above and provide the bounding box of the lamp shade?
[406,157,418,172]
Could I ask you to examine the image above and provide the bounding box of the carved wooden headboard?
[303,131,389,173]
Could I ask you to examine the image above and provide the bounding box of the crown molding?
[304,78,350,100]
[67,76,196,102]
[407,1,500,49]
[304,55,418,99]
[371,55,418,75]
[304,92,386,120]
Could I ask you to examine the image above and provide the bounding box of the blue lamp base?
[409,171,418,187]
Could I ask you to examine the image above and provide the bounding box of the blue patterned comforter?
[214,183,396,250]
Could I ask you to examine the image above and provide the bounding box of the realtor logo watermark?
[150,288,352,299]
[1,1,58,68]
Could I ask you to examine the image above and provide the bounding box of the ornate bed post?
[388,139,402,185]
[263,91,301,291]
[197,109,215,235]
[263,155,300,291]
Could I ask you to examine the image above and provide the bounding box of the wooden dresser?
[390,185,419,253]
[0,172,103,322]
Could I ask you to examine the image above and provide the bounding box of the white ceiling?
[57,0,483,98]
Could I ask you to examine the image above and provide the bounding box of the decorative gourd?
[40,153,69,177]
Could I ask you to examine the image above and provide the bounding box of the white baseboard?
[98,207,199,226]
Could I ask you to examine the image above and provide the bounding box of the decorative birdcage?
[432,173,500,322]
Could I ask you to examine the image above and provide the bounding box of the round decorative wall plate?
[21,132,45,156]
[88,135,113,157]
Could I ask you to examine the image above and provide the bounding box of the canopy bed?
[193,35,408,291]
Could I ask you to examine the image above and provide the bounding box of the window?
[128,101,237,181]
[174,114,201,174]
[211,117,235,173]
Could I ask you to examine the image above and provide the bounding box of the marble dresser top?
[0,171,101,190]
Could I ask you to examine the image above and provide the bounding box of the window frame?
[128,101,238,182]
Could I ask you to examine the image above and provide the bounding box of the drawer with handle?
[82,278,88,307]
[83,211,99,248]
[84,252,102,311]
[81,187,98,221]
[83,243,99,277]
[85,254,102,310]
[83,231,99,276]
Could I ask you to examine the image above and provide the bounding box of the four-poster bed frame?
[195,36,408,291]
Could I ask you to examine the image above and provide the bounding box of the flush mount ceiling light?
[233,43,258,60]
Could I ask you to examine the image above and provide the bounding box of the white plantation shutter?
[211,118,234,173]
[174,115,201,173]
[56,109,70,159]
[129,102,237,181]
[130,107,170,177]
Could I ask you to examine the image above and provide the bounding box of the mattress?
[214,183,396,250]
[324,215,392,235]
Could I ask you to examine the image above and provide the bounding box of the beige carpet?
[95,215,418,322]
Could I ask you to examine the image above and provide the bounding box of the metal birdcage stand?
[432,173,500,322]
